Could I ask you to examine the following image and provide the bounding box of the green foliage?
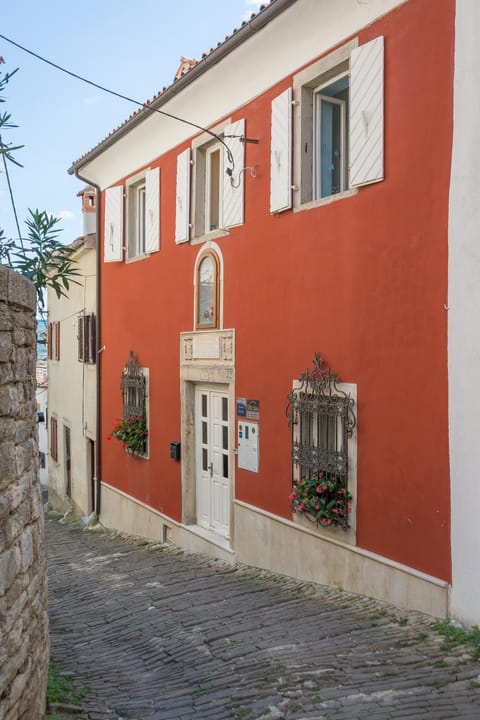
[46,663,88,705]
[290,470,352,527]
[433,620,480,659]
[11,210,81,308]
[1,68,80,304]
[110,415,148,454]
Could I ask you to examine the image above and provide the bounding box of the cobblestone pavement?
[46,514,480,720]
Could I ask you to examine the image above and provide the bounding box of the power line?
[0,133,26,253]
[0,33,235,168]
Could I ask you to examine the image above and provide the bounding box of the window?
[175,119,246,244]
[47,321,60,361]
[127,178,146,258]
[50,416,58,461]
[78,313,96,364]
[196,251,219,330]
[121,352,148,457]
[270,36,384,214]
[287,354,356,531]
[313,74,349,199]
[104,167,160,263]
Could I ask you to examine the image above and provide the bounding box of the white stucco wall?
[47,242,97,515]
[448,0,480,627]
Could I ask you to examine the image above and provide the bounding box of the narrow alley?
[47,514,480,720]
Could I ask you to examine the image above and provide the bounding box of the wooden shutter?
[175,148,191,244]
[50,417,58,461]
[88,314,96,364]
[270,88,292,213]
[78,317,85,361]
[349,36,384,188]
[222,119,245,228]
[104,186,124,261]
[47,322,52,360]
[54,321,60,361]
[145,168,160,253]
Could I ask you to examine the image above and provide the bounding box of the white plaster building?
[47,187,97,516]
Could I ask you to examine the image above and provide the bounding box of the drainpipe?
[72,170,103,518]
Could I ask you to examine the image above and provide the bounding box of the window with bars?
[78,314,96,364]
[287,354,356,529]
[50,416,58,461]
[47,321,61,361]
[121,352,148,456]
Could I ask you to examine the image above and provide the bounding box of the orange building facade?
[71,0,455,616]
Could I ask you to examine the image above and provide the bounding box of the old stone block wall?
[0,266,49,720]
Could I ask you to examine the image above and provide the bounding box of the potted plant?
[110,415,148,455]
[290,470,352,528]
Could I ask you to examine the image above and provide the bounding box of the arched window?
[196,251,219,329]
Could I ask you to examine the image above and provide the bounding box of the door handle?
[207,462,213,477]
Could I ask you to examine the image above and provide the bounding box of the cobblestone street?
[46,514,480,720]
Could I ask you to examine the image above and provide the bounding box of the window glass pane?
[222,454,228,479]
[222,426,228,451]
[198,256,215,326]
[202,448,208,471]
[222,397,228,422]
[201,393,207,418]
[202,421,208,445]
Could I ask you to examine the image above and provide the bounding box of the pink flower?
[322,484,328,491]
[321,518,332,526]
[288,491,297,501]
[316,486,322,494]
[314,504,320,511]
[298,503,306,512]
[332,508,339,514]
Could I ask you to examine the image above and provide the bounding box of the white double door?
[195,386,230,538]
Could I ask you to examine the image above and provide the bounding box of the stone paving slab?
[46,514,480,720]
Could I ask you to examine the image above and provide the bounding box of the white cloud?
[57,210,75,221]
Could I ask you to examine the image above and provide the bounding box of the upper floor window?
[78,313,96,364]
[175,119,246,244]
[270,36,384,214]
[47,321,60,361]
[104,167,160,263]
[313,73,349,199]
[127,178,146,258]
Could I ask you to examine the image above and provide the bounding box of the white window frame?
[191,120,231,244]
[293,39,359,212]
[205,144,223,234]
[313,71,349,200]
[126,175,147,260]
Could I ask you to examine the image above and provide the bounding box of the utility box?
[170,441,181,461]
[237,421,259,473]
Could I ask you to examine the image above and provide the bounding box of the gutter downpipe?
[72,169,103,519]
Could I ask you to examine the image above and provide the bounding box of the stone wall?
[0,266,49,719]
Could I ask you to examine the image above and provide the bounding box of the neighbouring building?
[47,187,97,516]
[67,0,480,626]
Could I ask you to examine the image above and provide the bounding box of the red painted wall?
[100,0,454,581]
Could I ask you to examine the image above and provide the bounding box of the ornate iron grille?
[121,351,146,421]
[286,353,356,529]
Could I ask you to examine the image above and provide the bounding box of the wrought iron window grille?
[121,351,147,454]
[286,353,356,529]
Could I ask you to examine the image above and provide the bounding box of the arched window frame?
[194,248,221,331]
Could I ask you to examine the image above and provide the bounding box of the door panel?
[195,387,230,538]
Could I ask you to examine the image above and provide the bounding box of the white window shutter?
[175,148,191,244]
[270,88,292,213]
[222,119,245,228]
[145,167,160,253]
[104,186,123,262]
[349,35,384,188]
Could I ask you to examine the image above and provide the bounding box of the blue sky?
[0,0,261,243]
